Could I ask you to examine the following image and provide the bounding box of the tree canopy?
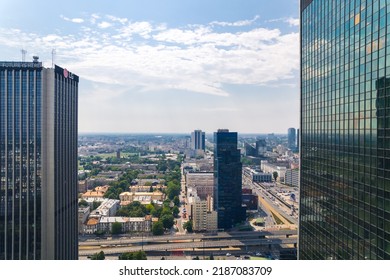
[152,221,164,235]
[118,251,147,260]
[90,251,105,260]
[111,222,122,235]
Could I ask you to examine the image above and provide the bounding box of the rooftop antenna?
[51,49,56,68]
[21,49,27,62]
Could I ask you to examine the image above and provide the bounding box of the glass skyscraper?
[300,1,390,259]
[213,129,244,229]
[288,127,297,149]
[0,59,78,259]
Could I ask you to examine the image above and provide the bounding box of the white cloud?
[0,15,299,98]
[60,15,84,23]
[98,21,112,28]
[106,15,128,25]
[90,13,100,24]
[286,17,299,27]
[118,21,153,39]
[210,15,260,27]
[268,17,299,27]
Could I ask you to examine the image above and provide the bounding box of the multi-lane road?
[79,230,297,256]
[242,172,298,227]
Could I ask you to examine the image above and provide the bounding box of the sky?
[0,0,300,134]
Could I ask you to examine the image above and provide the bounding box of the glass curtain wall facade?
[213,129,244,229]
[51,65,79,260]
[300,0,390,259]
[288,127,297,148]
[0,61,78,259]
[0,61,42,260]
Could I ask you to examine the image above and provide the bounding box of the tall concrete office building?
[0,58,78,259]
[191,130,206,151]
[300,1,390,259]
[213,129,244,229]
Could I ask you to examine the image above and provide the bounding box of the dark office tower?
[191,130,206,151]
[288,128,296,149]
[300,1,390,259]
[0,58,78,259]
[255,139,267,157]
[213,129,244,229]
[297,129,300,151]
[244,142,257,157]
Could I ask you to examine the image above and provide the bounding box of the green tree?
[273,171,278,182]
[152,221,164,235]
[145,203,155,214]
[166,183,181,200]
[173,196,180,207]
[160,214,174,230]
[163,199,172,208]
[92,201,102,210]
[116,207,129,217]
[111,222,122,235]
[161,206,172,216]
[91,251,105,260]
[118,251,147,260]
[172,206,180,218]
[78,199,89,207]
[183,220,193,233]
[157,158,168,172]
[90,168,101,176]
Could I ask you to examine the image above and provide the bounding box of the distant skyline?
[0,0,299,133]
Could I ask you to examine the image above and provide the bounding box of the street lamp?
[203,238,205,260]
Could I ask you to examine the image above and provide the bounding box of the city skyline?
[0,0,300,133]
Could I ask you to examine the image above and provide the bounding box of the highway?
[79,229,297,246]
[242,172,298,226]
[79,236,297,256]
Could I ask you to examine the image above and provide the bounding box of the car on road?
[226,253,231,256]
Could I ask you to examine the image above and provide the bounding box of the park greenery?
[82,153,183,236]
[90,251,105,260]
[111,222,122,235]
[183,220,193,233]
[118,251,147,260]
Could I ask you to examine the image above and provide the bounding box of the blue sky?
[0,0,300,134]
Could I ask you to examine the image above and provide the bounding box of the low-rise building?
[89,199,120,219]
[242,193,258,210]
[98,216,152,233]
[84,218,99,234]
[244,167,273,182]
[119,191,165,206]
[129,184,166,192]
[81,185,110,199]
[260,160,287,182]
[78,206,90,234]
